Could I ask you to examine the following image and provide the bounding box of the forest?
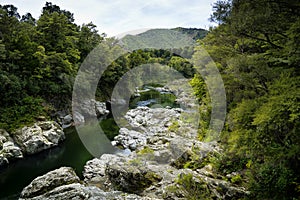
[0,0,299,199]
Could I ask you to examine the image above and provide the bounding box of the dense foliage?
[0,3,104,130]
[193,0,300,199]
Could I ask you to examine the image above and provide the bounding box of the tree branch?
[240,32,283,49]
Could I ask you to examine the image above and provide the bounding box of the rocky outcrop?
[0,121,65,167]
[61,114,73,128]
[81,148,248,199]
[21,183,106,200]
[57,100,109,128]
[13,121,65,155]
[79,99,110,118]
[105,155,163,194]
[124,106,182,134]
[20,167,80,199]
[0,129,23,166]
[83,154,162,194]
[113,128,147,150]
[19,166,160,200]
[21,182,159,200]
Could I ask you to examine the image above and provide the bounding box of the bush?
[0,96,46,131]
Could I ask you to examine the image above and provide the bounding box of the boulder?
[61,114,73,128]
[0,129,11,145]
[124,107,182,135]
[72,100,109,125]
[83,154,163,194]
[195,171,250,199]
[105,156,162,194]
[95,101,110,117]
[83,154,125,188]
[169,138,220,168]
[154,86,172,94]
[0,129,23,166]
[83,158,107,181]
[19,183,107,200]
[1,141,23,159]
[20,167,80,199]
[73,111,85,125]
[80,99,109,118]
[20,182,158,200]
[113,128,147,150]
[0,154,8,166]
[13,121,65,155]
[83,156,112,190]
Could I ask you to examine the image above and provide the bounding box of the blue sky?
[0,0,217,37]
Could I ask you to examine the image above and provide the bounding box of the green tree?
[209,0,231,24]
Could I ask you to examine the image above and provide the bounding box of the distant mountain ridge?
[119,27,208,51]
[171,27,208,40]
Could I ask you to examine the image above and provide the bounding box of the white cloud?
[0,0,217,36]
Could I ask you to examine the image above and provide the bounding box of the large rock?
[169,138,220,168]
[113,128,147,150]
[20,182,158,200]
[105,155,162,194]
[0,129,23,167]
[61,114,73,128]
[82,155,116,190]
[20,167,80,199]
[61,100,109,127]
[95,101,110,117]
[20,183,106,200]
[13,121,65,155]
[20,164,159,200]
[73,111,85,125]
[124,107,182,135]
[83,154,128,186]
[83,154,163,194]
[80,99,109,118]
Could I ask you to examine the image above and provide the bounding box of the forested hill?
[171,27,208,40]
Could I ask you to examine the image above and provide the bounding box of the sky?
[0,0,218,37]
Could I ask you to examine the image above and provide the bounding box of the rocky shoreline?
[0,99,110,168]
[18,104,249,199]
[0,121,65,167]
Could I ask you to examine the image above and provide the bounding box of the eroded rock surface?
[13,121,65,155]
[20,167,80,199]
[19,166,160,200]
[0,129,23,166]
